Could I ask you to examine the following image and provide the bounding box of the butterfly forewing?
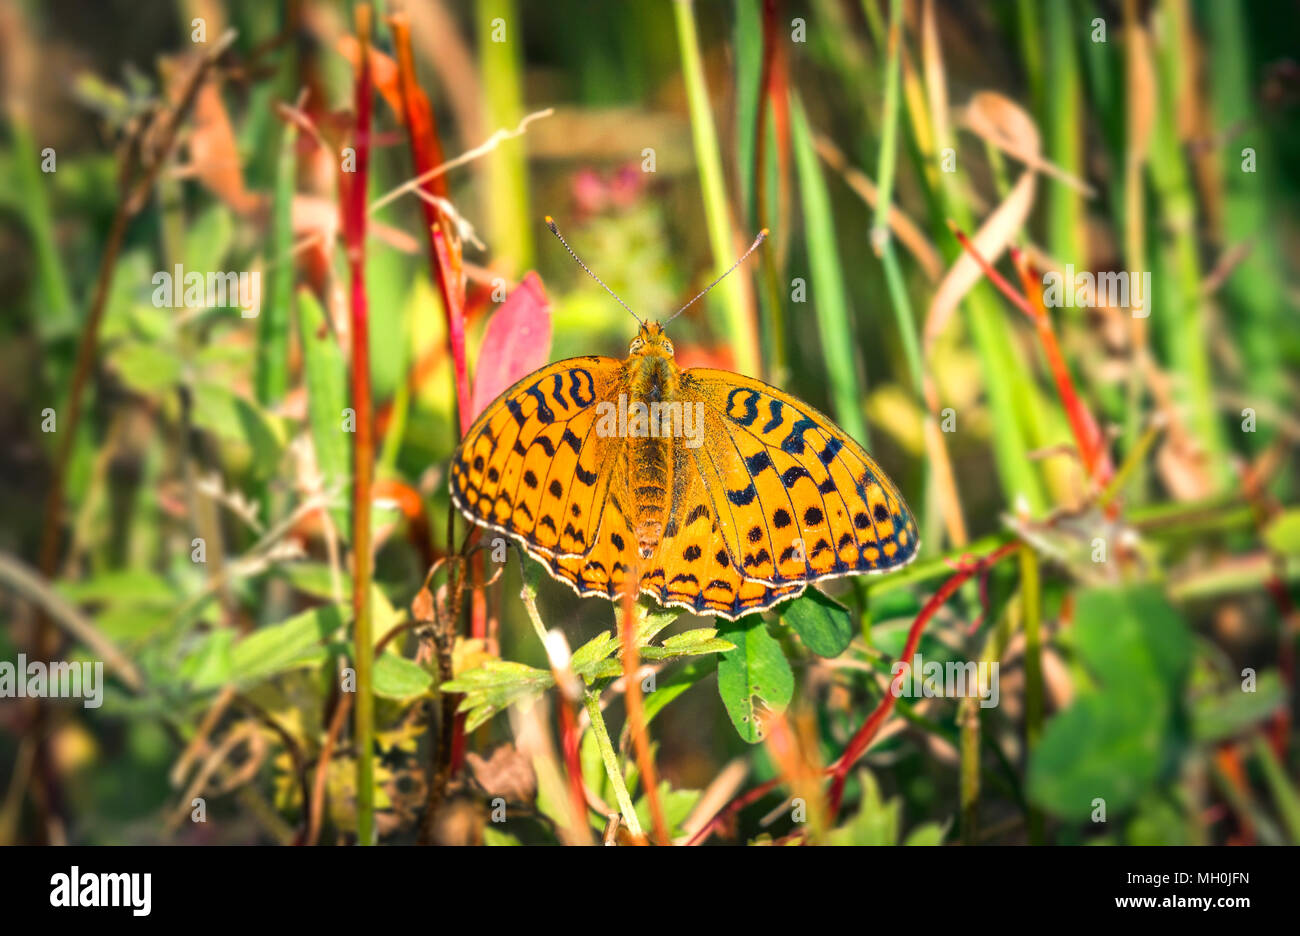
[450,355,620,554]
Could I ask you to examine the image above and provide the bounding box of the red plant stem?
[621,591,669,845]
[946,221,1111,486]
[387,24,477,777]
[555,694,590,842]
[684,775,782,846]
[433,229,477,771]
[1010,248,1113,486]
[342,5,375,846]
[686,541,1021,843]
[825,542,1020,819]
[388,15,472,438]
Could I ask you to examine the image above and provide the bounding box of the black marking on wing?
[569,368,595,407]
[780,416,819,455]
[725,387,760,427]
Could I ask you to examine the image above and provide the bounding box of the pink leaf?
[470,272,553,420]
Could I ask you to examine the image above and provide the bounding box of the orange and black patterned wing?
[632,433,808,618]
[450,356,624,559]
[651,369,918,599]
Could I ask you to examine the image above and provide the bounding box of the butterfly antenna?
[544,216,642,325]
[663,228,768,326]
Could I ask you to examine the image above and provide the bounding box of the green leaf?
[191,381,286,478]
[442,660,554,732]
[297,289,350,534]
[643,658,715,727]
[634,780,700,839]
[1193,671,1285,741]
[1028,692,1165,819]
[183,628,235,690]
[826,770,899,845]
[641,627,735,661]
[373,654,434,700]
[903,823,947,846]
[58,570,177,605]
[570,630,619,685]
[1263,510,1300,557]
[108,341,182,396]
[1072,586,1193,692]
[633,603,679,643]
[190,605,342,691]
[717,616,793,743]
[1028,586,1191,819]
[183,204,234,277]
[279,562,351,600]
[780,588,853,657]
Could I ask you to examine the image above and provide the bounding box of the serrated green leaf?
[717,616,793,743]
[442,659,554,732]
[641,627,735,661]
[183,628,234,690]
[279,562,351,600]
[570,630,619,682]
[634,603,679,643]
[780,588,854,657]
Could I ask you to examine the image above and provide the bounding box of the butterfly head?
[629,321,674,359]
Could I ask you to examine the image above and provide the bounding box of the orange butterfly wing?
[635,369,919,613]
[450,356,623,558]
[450,359,917,620]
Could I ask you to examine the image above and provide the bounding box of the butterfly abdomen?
[629,435,671,559]
[625,354,681,560]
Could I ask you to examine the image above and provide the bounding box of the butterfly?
[449,219,918,620]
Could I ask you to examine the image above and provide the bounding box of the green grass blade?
[672,0,759,376]
[790,95,869,445]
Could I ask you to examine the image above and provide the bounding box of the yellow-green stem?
[583,691,644,839]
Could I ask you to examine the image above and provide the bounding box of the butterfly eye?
[663,339,674,355]
[629,338,644,353]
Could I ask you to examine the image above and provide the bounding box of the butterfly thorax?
[624,325,682,560]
